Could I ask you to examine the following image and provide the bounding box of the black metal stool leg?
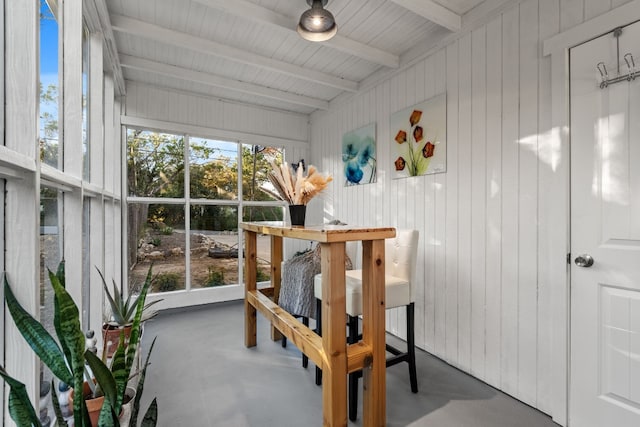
[407,302,418,393]
[302,316,309,368]
[348,315,359,421]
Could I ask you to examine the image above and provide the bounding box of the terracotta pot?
[69,382,104,427]
[102,323,133,357]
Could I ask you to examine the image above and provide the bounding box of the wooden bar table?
[241,221,395,427]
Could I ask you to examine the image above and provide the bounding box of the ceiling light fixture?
[297,0,337,42]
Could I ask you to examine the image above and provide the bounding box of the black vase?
[289,204,306,226]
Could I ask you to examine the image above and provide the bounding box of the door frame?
[544,2,640,425]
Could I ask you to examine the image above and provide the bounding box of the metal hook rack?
[596,27,639,89]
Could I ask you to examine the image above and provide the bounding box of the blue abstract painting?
[342,123,376,186]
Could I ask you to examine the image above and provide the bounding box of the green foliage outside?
[202,266,268,288]
[155,273,180,292]
[256,268,270,282]
[203,267,225,287]
[127,131,284,232]
[159,226,174,235]
[40,82,60,167]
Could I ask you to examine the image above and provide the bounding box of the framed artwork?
[342,123,377,186]
[390,93,446,179]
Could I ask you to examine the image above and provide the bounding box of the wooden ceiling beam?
[119,54,329,110]
[192,0,399,68]
[389,0,461,32]
[110,15,358,93]
[84,0,126,95]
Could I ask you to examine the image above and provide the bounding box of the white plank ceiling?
[105,0,487,114]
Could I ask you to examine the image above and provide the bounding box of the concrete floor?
[139,301,558,427]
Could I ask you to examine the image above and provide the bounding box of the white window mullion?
[0,179,5,420]
[104,199,115,312]
[62,0,85,310]
[4,0,40,416]
[115,199,123,301]
[120,124,128,290]
[104,75,115,194]
[87,31,105,332]
[0,0,4,151]
[89,195,104,331]
[237,141,244,287]
[185,134,191,291]
[81,195,91,327]
[114,97,123,199]
[0,146,37,174]
[89,32,103,188]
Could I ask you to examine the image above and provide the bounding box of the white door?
[570,21,640,427]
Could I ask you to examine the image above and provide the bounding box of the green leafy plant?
[155,272,179,292]
[150,237,161,247]
[203,267,225,287]
[5,262,90,426]
[89,266,159,426]
[0,368,67,427]
[159,226,173,235]
[3,262,159,426]
[98,267,162,327]
[0,365,41,426]
[256,268,270,282]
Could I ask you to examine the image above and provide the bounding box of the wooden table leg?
[320,242,348,427]
[270,235,283,341]
[244,230,257,348]
[361,239,386,426]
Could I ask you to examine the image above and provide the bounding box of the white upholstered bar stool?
[313,229,419,421]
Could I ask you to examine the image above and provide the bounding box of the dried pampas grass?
[268,161,332,205]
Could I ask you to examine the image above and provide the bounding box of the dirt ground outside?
[130,229,272,293]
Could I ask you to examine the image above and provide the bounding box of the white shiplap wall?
[310,0,634,419]
[124,81,309,145]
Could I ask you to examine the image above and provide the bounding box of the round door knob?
[574,254,594,267]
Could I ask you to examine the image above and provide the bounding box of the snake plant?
[0,365,42,426]
[4,262,92,426]
[97,267,162,327]
[3,262,158,427]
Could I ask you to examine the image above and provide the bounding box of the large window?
[127,129,284,295]
[3,0,123,423]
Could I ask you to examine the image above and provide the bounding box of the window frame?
[125,125,286,308]
[2,1,123,423]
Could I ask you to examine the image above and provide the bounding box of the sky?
[40,0,58,76]
[40,0,59,139]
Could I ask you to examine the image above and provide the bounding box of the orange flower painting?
[390,94,447,179]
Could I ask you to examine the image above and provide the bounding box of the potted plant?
[98,267,162,357]
[266,159,332,226]
[3,262,159,427]
[83,335,158,427]
[80,265,158,426]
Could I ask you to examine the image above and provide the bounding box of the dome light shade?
[297,0,337,42]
